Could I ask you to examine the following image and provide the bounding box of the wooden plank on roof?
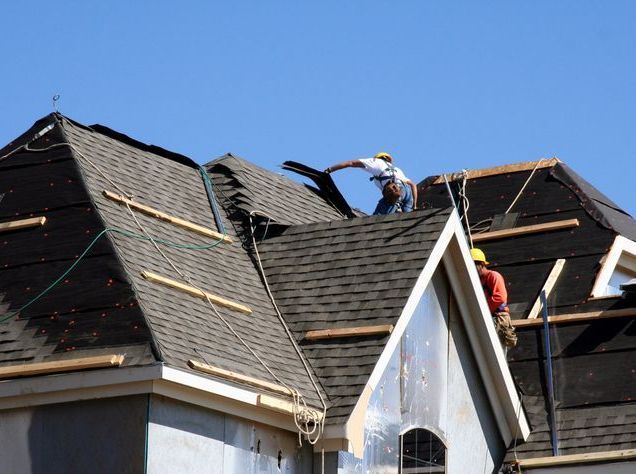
[257,394,324,421]
[526,259,566,319]
[515,448,636,468]
[512,308,636,327]
[188,360,292,396]
[432,158,560,184]
[0,354,125,379]
[304,324,394,340]
[0,216,47,233]
[103,190,232,243]
[141,270,252,314]
[472,218,579,243]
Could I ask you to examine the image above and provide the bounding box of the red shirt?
[480,269,508,314]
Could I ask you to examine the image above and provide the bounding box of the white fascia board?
[443,216,530,443]
[591,235,636,297]
[156,366,299,432]
[0,364,161,410]
[0,363,303,432]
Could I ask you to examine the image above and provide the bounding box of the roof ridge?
[432,157,561,184]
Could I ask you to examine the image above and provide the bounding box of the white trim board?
[344,211,529,457]
[0,363,300,433]
[590,235,636,297]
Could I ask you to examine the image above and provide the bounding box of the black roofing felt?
[417,164,635,317]
[419,162,636,460]
[0,114,154,366]
[256,208,452,423]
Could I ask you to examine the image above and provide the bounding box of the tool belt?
[382,181,402,205]
[494,312,517,348]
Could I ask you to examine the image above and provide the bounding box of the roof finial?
[52,94,60,113]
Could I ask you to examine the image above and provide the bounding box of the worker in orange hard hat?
[325,152,418,215]
[471,248,517,348]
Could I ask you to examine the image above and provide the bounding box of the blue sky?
[1,1,634,215]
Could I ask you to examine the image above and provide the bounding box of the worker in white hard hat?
[325,152,418,215]
[471,248,517,348]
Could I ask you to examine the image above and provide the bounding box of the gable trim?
[590,235,636,297]
[441,224,530,444]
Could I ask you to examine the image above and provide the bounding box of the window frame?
[590,235,636,298]
[399,426,448,474]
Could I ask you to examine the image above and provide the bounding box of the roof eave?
[0,362,305,433]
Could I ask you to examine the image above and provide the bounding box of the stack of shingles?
[257,208,451,423]
[207,154,343,227]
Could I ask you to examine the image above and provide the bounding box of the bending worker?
[325,152,417,215]
[471,248,517,348]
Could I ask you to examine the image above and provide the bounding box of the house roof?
[0,114,325,408]
[418,159,636,462]
[0,114,527,446]
[256,208,452,424]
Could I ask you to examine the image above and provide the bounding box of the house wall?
[147,394,313,474]
[336,269,504,473]
[0,395,147,474]
[0,392,313,474]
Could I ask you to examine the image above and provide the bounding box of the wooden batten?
[432,158,560,184]
[188,360,292,397]
[472,218,579,243]
[0,216,47,233]
[141,270,252,314]
[257,394,324,421]
[512,308,636,328]
[304,324,394,340]
[526,259,566,319]
[0,354,125,379]
[515,448,636,468]
[103,190,232,243]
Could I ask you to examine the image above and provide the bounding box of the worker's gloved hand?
[324,167,332,174]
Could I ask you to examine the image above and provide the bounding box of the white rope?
[248,210,327,445]
[505,159,545,214]
[123,198,323,443]
[458,171,473,248]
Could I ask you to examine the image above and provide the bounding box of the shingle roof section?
[58,117,325,406]
[256,208,452,423]
[207,154,345,226]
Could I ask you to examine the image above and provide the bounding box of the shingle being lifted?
[206,154,346,227]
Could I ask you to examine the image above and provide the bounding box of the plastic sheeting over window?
[339,273,450,473]
[337,271,503,473]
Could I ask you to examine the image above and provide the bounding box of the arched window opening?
[400,428,446,473]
